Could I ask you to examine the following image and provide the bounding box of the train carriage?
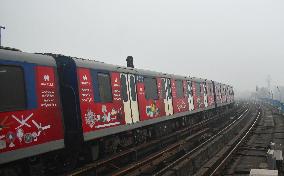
[56,57,133,141]
[54,55,234,143]
[55,56,201,142]
[213,81,233,108]
[0,50,64,165]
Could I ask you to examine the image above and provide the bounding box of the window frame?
[120,74,129,102]
[187,81,193,97]
[144,77,159,100]
[166,78,172,99]
[203,83,208,95]
[195,82,201,97]
[161,78,166,99]
[97,72,113,103]
[175,80,184,98]
[129,75,137,101]
[0,64,27,112]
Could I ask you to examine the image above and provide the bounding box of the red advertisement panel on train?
[137,76,165,121]
[0,66,64,155]
[171,79,189,113]
[77,68,125,136]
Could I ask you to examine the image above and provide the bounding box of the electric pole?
[277,86,282,103]
[0,26,5,47]
[266,75,272,99]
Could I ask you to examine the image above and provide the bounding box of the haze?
[1,0,284,97]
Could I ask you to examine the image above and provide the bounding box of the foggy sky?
[1,0,284,96]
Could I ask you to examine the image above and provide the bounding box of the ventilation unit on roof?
[126,56,134,68]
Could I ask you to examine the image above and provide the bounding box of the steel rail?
[209,109,261,176]
[154,107,250,176]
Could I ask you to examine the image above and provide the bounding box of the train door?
[187,81,194,111]
[120,73,139,124]
[203,83,208,108]
[162,78,173,116]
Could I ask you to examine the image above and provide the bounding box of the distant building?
[257,87,270,99]
[256,86,284,103]
[273,86,284,103]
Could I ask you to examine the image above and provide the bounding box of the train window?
[161,78,172,99]
[144,77,158,100]
[187,81,193,96]
[129,76,136,101]
[176,80,184,98]
[207,84,211,95]
[209,84,213,95]
[161,79,166,99]
[97,73,113,103]
[204,83,207,94]
[120,74,128,102]
[166,79,172,99]
[195,83,201,96]
[0,65,26,112]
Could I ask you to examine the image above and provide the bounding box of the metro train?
[0,48,234,175]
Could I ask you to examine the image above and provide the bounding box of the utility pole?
[277,86,282,114]
[0,26,5,47]
[277,86,282,103]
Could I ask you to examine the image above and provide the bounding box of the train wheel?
[0,162,26,176]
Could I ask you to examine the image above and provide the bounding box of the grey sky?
[1,0,284,95]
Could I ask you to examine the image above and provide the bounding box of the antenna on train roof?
[126,56,134,68]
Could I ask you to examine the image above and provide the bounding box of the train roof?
[0,49,233,87]
[74,56,233,87]
[190,77,208,83]
[74,57,189,80]
[0,49,56,66]
[73,57,229,85]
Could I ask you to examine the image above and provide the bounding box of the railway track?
[205,107,261,176]
[154,104,256,176]
[196,105,261,176]
[219,104,284,176]
[66,104,245,176]
[152,103,260,176]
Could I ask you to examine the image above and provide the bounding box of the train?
[0,48,234,175]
